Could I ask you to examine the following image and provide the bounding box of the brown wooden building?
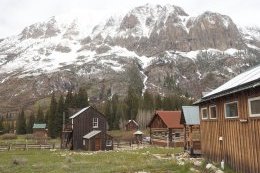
[61,106,113,151]
[33,123,48,144]
[125,120,139,131]
[195,65,260,173]
[180,106,201,155]
[148,111,184,147]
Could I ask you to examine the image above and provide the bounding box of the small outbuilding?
[125,120,139,131]
[133,130,143,144]
[148,111,184,147]
[33,123,48,144]
[180,106,201,155]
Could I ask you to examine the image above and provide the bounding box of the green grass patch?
[0,147,192,173]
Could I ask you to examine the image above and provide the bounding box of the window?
[209,105,217,119]
[175,133,180,138]
[248,96,260,117]
[106,140,112,146]
[93,118,98,128]
[201,107,208,119]
[83,139,85,146]
[225,101,238,118]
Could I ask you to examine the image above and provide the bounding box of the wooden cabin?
[148,111,184,147]
[180,106,201,155]
[195,65,260,173]
[61,106,113,151]
[125,120,139,131]
[33,123,48,144]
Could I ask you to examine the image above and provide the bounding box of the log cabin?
[195,65,260,173]
[125,120,139,131]
[148,111,184,147]
[61,106,113,151]
[180,106,201,155]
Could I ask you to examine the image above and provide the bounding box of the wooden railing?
[0,143,55,151]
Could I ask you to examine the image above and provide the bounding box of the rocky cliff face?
[0,4,259,112]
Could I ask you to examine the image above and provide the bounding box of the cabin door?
[95,138,101,151]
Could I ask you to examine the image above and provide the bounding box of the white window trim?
[248,96,260,117]
[93,118,98,128]
[106,140,112,146]
[201,107,208,120]
[209,105,217,119]
[224,101,239,119]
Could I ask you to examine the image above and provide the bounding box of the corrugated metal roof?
[196,65,260,104]
[181,106,200,125]
[33,123,46,129]
[155,111,183,128]
[69,106,90,119]
[83,130,101,139]
[204,65,260,98]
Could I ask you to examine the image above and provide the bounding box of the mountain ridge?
[0,3,259,112]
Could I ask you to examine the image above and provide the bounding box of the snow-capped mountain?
[0,4,259,111]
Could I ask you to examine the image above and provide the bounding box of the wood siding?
[125,121,138,131]
[72,107,107,150]
[199,86,260,173]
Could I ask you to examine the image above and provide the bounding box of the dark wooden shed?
[125,120,139,131]
[61,106,113,151]
[148,111,184,147]
[195,65,260,173]
[180,106,201,155]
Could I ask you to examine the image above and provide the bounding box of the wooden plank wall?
[200,87,260,173]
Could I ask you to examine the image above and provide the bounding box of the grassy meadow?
[0,147,195,173]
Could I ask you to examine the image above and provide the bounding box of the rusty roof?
[155,111,183,128]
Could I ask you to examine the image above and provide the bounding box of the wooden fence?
[0,143,55,151]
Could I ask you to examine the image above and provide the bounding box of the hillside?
[0,4,259,112]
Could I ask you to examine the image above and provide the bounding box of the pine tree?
[125,86,140,120]
[26,112,35,134]
[155,94,162,110]
[64,89,73,121]
[0,117,4,132]
[48,93,57,138]
[53,95,65,137]
[76,87,89,108]
[16,109,26,134]
[36,106,44,123]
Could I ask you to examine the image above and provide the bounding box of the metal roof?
[195,65,260,104]
[69,106,90,119]
[33,123,46,129]
[181,106,200,125]
[83,130,101,139]
[133,130,143,135]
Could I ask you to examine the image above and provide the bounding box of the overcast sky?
[0,0,259,38]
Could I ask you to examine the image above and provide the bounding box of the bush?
[12,157,27,165]
[1,133,17,140]
[25,134,34,140]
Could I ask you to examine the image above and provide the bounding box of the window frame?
[201,107,208,120]
[209,105,217,119]
[224,101,239,119]
[93,117,99,128]
[248,96,260,117]
[106,140,112,146]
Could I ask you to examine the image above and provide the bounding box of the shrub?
[1,133,17,140]
[12,157,27,165]
[25,134,34,140]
